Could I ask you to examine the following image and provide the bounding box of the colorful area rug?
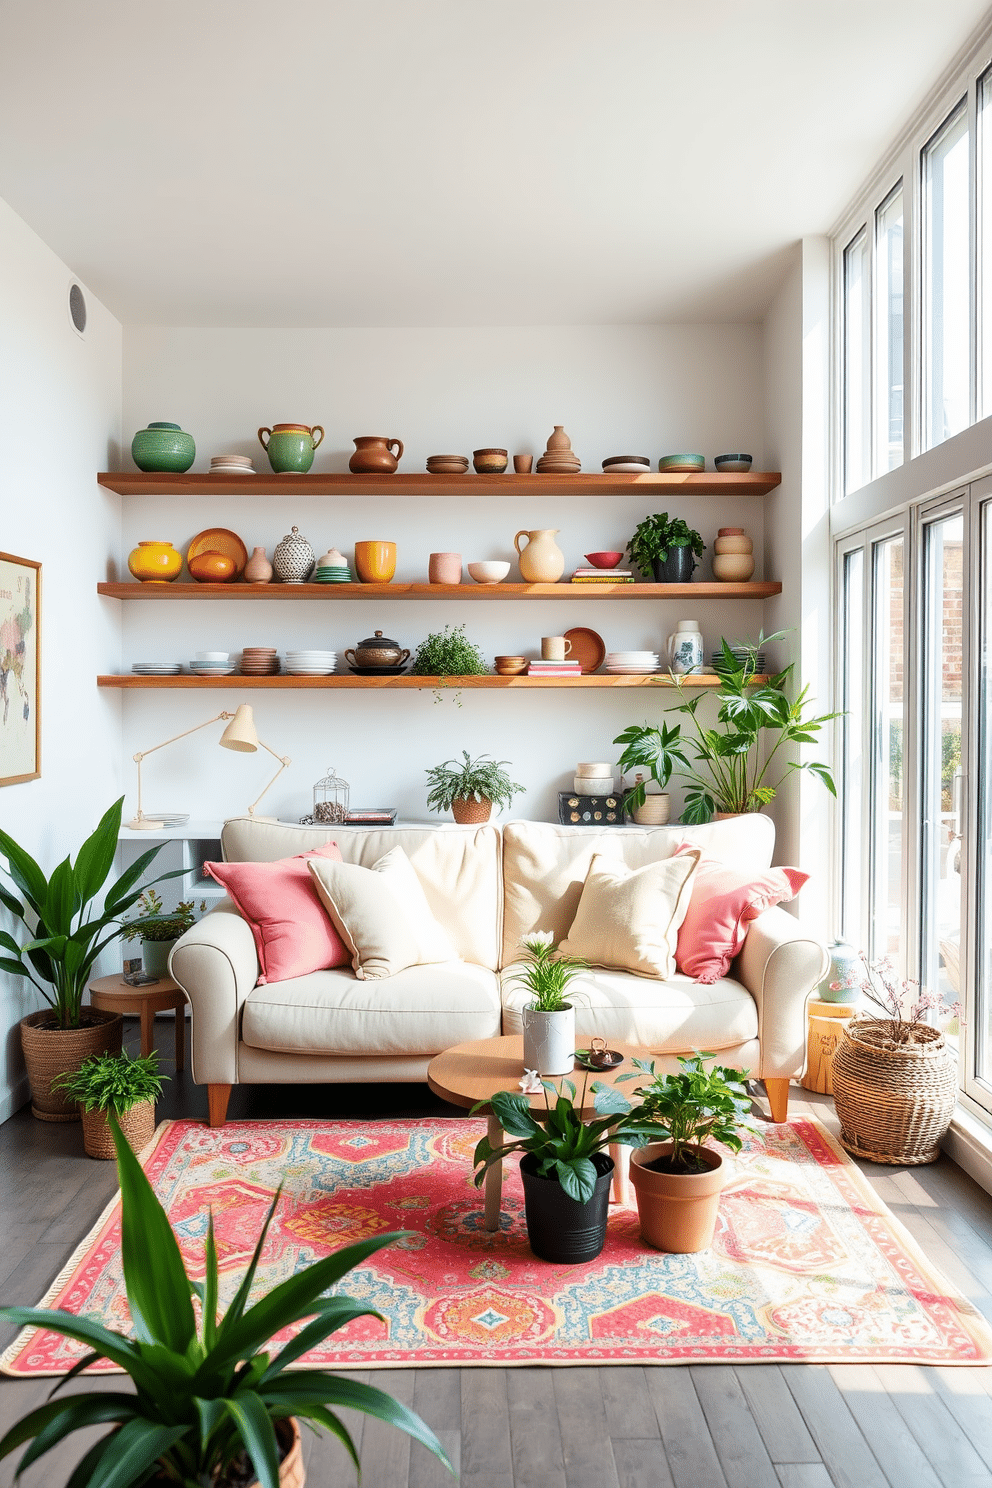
[3,1116,991,1374]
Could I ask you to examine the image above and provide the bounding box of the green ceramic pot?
[141,938,178,979]
[131,422,196,473]
[257,423,324,474]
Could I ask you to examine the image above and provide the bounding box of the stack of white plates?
[132,661,182,676]
[210,454,255,475]
[605,651,661,674]
[285,650,337,676]
[190,659,235,676]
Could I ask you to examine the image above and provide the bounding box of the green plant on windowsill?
[0,1116,452,1488]
[55,1048,167,1115]
[509,930,588,1013]
[120,890,206,943]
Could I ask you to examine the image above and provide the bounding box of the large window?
[844,228,871,494]
[981,67,992,419]
[840,548,866,945]
[875,185,905,473]
[870,535,905,958]
[923,102,971,450]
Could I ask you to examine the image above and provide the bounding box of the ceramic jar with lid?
[273,526,315,583]
[343,630,411,670]
[127,540,182,583]
[131,422,195,473]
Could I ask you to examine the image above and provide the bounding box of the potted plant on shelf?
[626,511,706,582]
[510,931,589,1075]
[471,1073,641,1263]
[412,622,488,702]
[424,749,525,824]
[0,1117,452,1488]
[831,956,959,1166]
[55,1048,167,1159]
[614,635,838,823]
[120,889,206,978]
[618,1052,755,1252]
[0,797,185,1121]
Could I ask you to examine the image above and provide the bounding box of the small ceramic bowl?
[584,551,623,568]
[658,453,705,472]
[602,455,650,469]
[195,650,231,661]
[714,453,753,472]
[494,655,527,675]
[473,449,508,474]
[467,561,511,584]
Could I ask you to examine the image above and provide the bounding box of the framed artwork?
[0,551,41,786]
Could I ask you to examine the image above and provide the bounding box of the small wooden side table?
[88,973,186,1069]
[802,998,858,1095]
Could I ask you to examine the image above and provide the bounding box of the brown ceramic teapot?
[344,630,411,669]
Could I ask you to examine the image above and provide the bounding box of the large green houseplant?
[0,1116,452,1488]
[615,636,838,822]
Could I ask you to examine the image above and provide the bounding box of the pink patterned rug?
[3,1116,990,1374]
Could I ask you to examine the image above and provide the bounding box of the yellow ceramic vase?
[128,540,182,583]
[354,540,396,583]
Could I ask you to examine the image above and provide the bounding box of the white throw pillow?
[557,848,701,979]
[307,846,460,980]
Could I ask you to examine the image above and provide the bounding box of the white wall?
[120,326,771,826]
[0,196,123,1120]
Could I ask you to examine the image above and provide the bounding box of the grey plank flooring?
[0,1022,990,1487]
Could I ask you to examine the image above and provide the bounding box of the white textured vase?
[521,1004,575,1076]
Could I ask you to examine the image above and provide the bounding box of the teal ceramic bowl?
[131,422,196,473]
[658,452,705,472]
[714,453,753,472]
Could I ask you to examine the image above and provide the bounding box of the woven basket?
[19,1009,123,1122]
[832,1019,957,1165]
[81,1101,156,1160]
[451,797,493,824]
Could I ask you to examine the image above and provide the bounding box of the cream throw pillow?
[307,846,460,980]
[558,848,701,979]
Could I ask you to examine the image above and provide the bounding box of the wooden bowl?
[494,655,527,675]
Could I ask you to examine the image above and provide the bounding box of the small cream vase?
[521,1004,575,1076]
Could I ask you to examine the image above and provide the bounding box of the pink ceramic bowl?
[584,551,624,569]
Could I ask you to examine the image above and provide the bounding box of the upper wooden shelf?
[98,673,769,691]
[97,470,781,498]
[98,580,781,601]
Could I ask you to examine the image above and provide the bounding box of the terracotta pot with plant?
[509,931,588,1075]
[120,890,206,978]
[0,1117,453,1488]
[55,1048,167,1159]
[424,749,524,824]
[618,1053,755,1252]
[0,798,184,1120]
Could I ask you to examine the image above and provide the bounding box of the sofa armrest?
[734,906,828,1080]
[168,901,259,1085]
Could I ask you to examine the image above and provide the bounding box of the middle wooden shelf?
[98,581,782,601]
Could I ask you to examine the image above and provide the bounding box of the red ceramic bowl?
[584,551,623,569]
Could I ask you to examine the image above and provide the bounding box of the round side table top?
[89,972,180,1002]
[427,1035,653,1118]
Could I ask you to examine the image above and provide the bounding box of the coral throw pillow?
[674,844,808,984]
[204,844,349,984]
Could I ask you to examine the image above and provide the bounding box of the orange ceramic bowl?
[354,540,397,584]
[188,550,237,583]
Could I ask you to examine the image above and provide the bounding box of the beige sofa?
[169,815,826,1127]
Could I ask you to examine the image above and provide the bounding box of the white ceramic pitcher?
[667,619,704,674]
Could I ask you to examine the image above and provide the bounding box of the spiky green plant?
[509,931,588,1013]
[55,1049,167,1115]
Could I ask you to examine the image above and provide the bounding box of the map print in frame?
[0,552,41,786]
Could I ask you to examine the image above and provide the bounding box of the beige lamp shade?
[219,704,259,753]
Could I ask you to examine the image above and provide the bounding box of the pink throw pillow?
[204,844,349,984]
[673,845,808,984]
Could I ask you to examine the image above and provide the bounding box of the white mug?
[542,636,572,661]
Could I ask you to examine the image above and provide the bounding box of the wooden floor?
[2,1016,991,1488]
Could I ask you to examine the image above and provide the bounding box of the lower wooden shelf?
[98,672,767,690]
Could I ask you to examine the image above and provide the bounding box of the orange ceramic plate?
[186,528,249,577]
[563,626,606,674]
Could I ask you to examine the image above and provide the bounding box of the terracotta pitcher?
[514,528,565,583]
[349,436,405,474]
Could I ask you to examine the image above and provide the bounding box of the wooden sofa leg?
[764,1078,790,1122]
[208,1084,232,1128]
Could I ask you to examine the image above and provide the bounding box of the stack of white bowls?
[605,650,661,674]
[574,762,615,794]
[190,651,234,676]
[210,454,255,475]
[132,660,181,676]
[284,649,337,676]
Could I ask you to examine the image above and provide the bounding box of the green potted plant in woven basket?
[55,1048,167,1159]
[121,890,206,978]
[425,750,525,824]
[831,956,960,1166]
[0,1117,452,1488]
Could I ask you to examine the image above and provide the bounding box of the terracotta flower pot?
[19,1009,123,1122]
[451,797,492,824]
[81,1100,156,1160]
[630,1141,725,1252]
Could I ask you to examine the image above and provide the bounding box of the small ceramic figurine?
[519,1069,544,1095]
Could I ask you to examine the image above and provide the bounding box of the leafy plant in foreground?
[617,1052,756,1173]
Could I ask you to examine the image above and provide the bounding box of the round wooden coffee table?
[88,973,186,1069]
[427,1034,652,1231]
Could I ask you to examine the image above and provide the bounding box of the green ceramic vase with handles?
[258,422,324,473]
[131,422,196,473]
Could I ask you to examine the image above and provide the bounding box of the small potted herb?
[55,1048,167,1158]
[121,889,206,978]
[618,1053,755,1252]
[471,1072,639,1263]
[424,750,524,823]
[510,931,588,1075]
[412,623,488,701]
[626,512,705,582]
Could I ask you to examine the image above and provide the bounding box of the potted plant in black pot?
[55,1048,167,1159]
[471,1073,642,1263]
[627,511,705,583]
[618,1052,756,1252]
[425,749,525,824]
[120,889,206,978]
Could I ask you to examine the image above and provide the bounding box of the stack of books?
[570,566,634,583]
[528,659,583,678]
[345,807,398,825]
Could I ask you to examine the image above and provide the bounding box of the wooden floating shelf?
[98,673,769,691]
[98,581,781,601]
[98,471,781,498]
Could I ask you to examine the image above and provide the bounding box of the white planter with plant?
[511,932,588,1076]
[424,750,525,825]
[121,890,205,978]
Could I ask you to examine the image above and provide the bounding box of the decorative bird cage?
[313,764,350,825]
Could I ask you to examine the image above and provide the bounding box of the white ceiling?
[1,0,988,326]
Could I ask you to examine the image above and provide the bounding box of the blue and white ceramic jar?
[667,619,704,674]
